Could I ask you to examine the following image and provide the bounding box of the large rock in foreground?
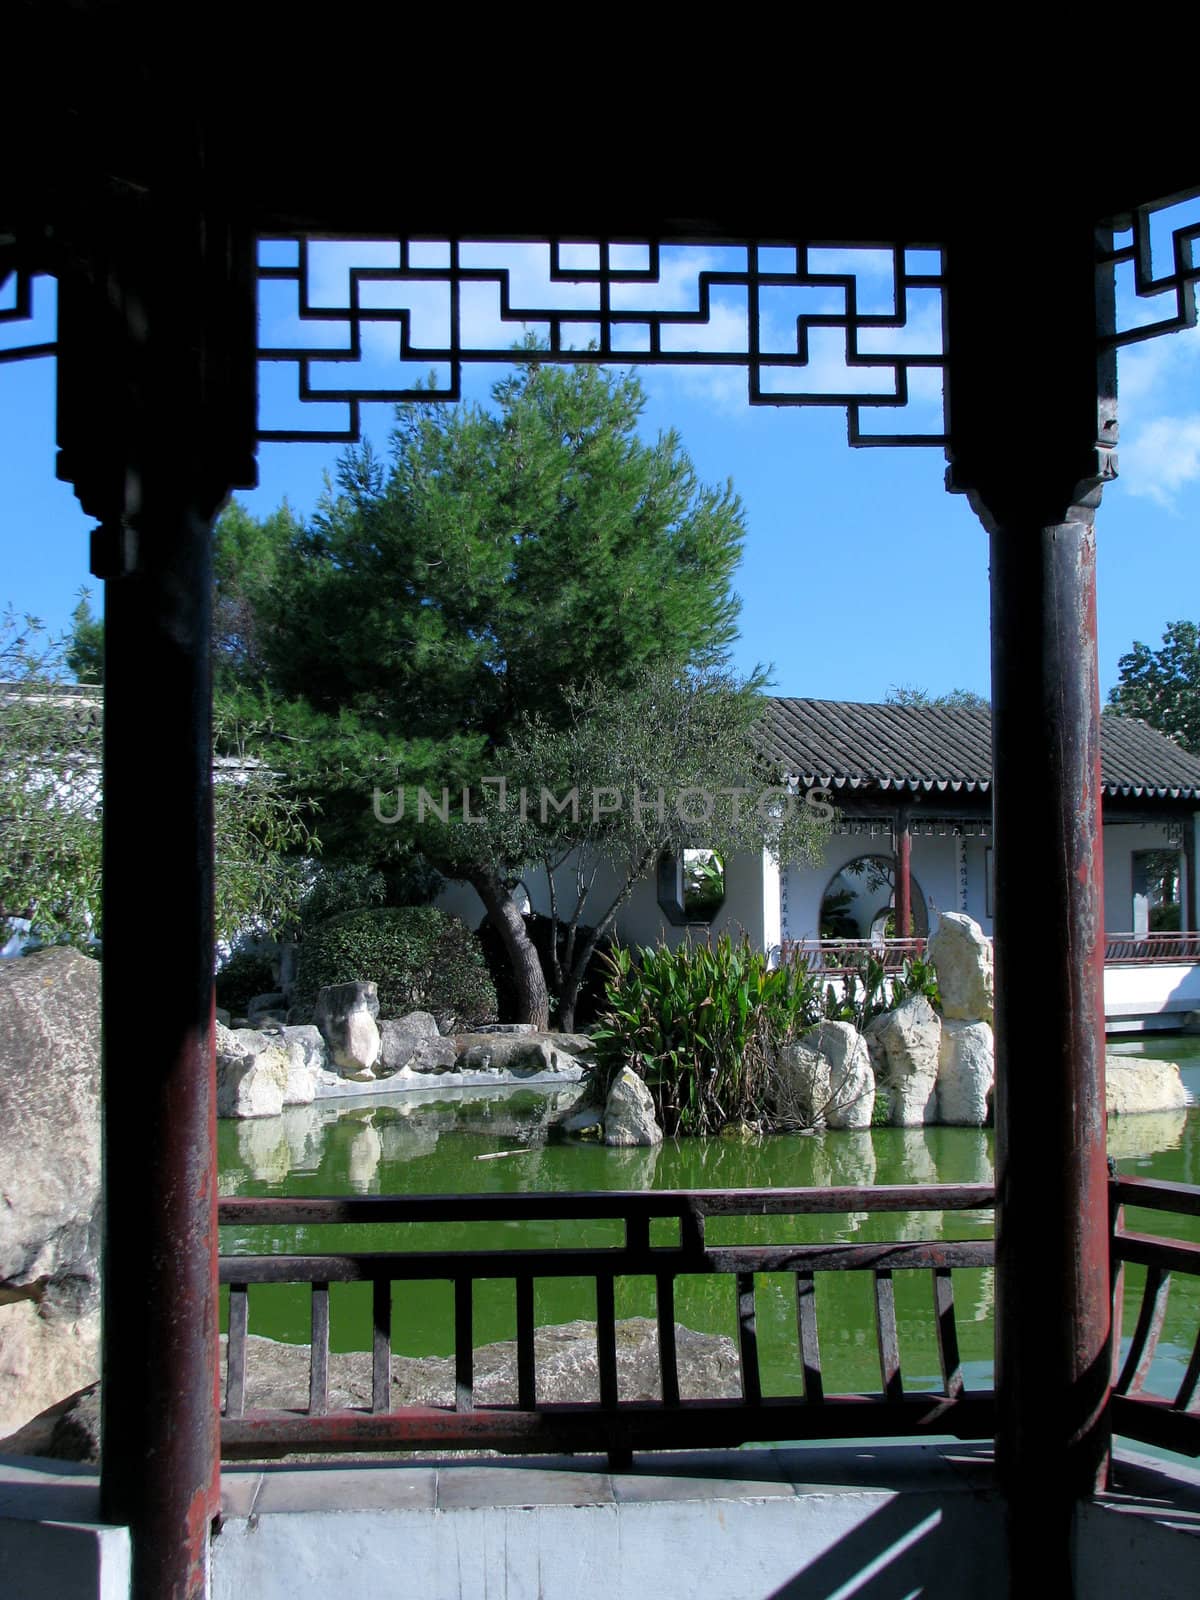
[603,1068,663,1146]
[776,1020,875,1130]
[223,1317,739,1415]
[315,981,382,1080]
[937,1019,994,1126]
[928,913,994,1024]
[216,1023,319,1117]
[0,948,102,1434]
[1106,1056,1189,1114]
[866,995,941,1126]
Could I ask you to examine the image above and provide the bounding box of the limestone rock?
[937,1019,994,1126]
[0,949,101,1294]
[247,991,287,1025]
[865,994,941,1125]
[774,1039,831,1129]
[603,1068,662,1147]
[215,1024,290,1118]
[221,1318,739,1413]
[378,1011,443,1076]
[809,1020,875,1129]
[1105,1056,1189,1115]
[928,913,994,1024]
[455,1033,581,1078]
[0,947,102,1433]
[0,1302,101,1440]
[315,981,382,1080]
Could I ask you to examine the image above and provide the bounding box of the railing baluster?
[309,1281,330,1416]
[656,1272,680,1406]
[596,1274,619,1410]
[874,1269,903,1401]
[226,1283,248,1420]
[1116,1265,1171,1396]
[1173,1324,1200,1413]
[455,1277,473,1413]
[932,1267,963,1398]
[372,1278,391,1413]
[681,1206,706,1256]
[795,1270,824,1404]
[516,1275,535,1409]
[736,1272,761,1406]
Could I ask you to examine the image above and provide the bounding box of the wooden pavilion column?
[946,216,1116,1598]
[894,806,912,937]
[54,144,256,1600]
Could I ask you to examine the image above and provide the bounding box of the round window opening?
[818,853,928,941]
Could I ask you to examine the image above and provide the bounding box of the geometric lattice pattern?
[257,238,946,446]
[0,269,56,363]
[1102,189,1200,348]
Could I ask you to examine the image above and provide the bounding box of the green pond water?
[218,1039,1200,1407]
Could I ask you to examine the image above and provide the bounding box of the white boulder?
[811,1020,876,1129]
[865,995,941,1125]
[774,1039,831,1129]
[1105,1056,1189,1115]
[315,981,382,1080]
[937,1019,994,1126]
[603,1069,663,1147]
[927,913,993,1024]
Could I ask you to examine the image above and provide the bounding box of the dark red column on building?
[947,217,1116,1599]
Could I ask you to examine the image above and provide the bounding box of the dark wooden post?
[1183,819,1197,934]
[55,147,256,1600]
[946,216,1117,1597]
[894,807,912,938]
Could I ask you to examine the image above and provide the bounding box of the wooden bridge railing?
[1110,1175,1200,1461]
[217,1185,996,1463]
[1103,932,1200,964]
[784,932,1200,970]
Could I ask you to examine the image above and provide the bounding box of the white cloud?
[1118,413,1200,509]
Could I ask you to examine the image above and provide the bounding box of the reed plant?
[590,934,823,1135]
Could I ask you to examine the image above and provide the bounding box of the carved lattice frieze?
[1102,191,1200,348]
[256,238,946,446]
[0,269,56,363]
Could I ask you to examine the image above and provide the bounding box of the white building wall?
[435,816,1198,952]
[1102,820,1188,934]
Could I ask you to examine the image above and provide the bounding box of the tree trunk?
[469,868,550,1029]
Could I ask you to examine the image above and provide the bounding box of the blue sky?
[3,215,1200,705]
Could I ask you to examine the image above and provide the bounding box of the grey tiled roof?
[763,698,1200,800]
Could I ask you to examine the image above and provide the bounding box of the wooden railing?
[1110,1176,1200,1460]
[781,937,929,975]
[1104,932,1200,964]
[218,1185,996,1463]
[784,932,1200,969]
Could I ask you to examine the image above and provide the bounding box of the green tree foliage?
[64,590,104,685]
[885,685,989,709]
[405,661,830,1029]
[1107,620,1200,754]
[2,610,312,951]
[221,357,756,1024]
[292,905,497,1028]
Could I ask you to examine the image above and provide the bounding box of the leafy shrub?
[215,948,278,1016]
[590,934,823,1136]
[821,952,941,1031]
[294,863,387,934]
[293,905,497,1028]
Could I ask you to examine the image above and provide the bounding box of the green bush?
[292,905,497,1029]
[590,934,823,1136]
[215,948,278,1016]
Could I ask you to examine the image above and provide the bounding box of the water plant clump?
[591,936,944,1137]
[589,934,825,1136]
